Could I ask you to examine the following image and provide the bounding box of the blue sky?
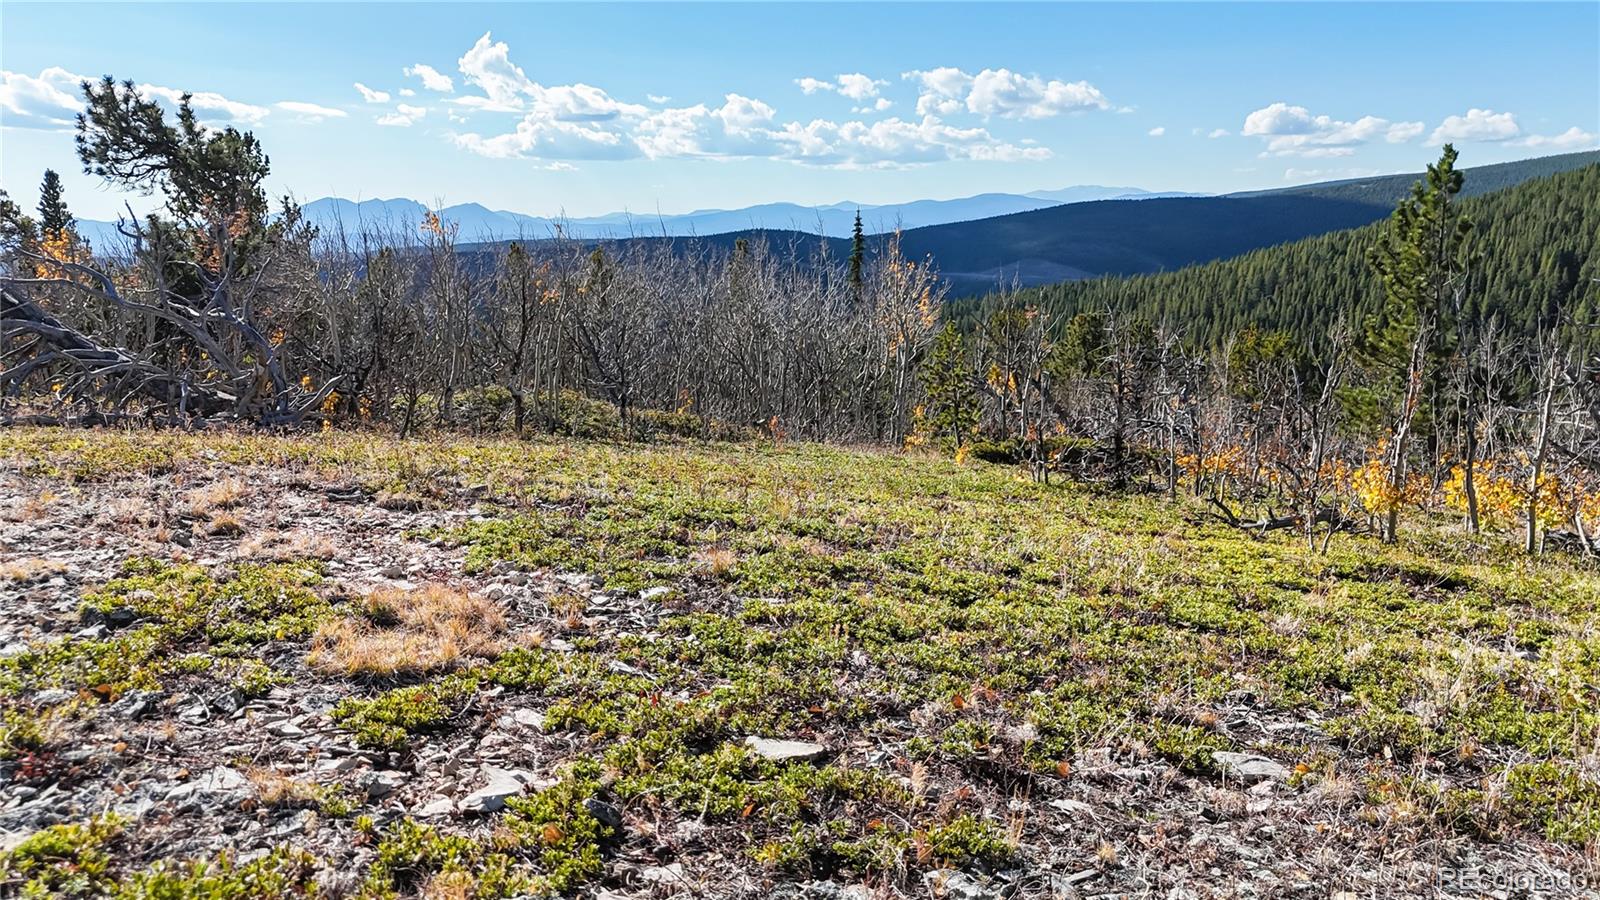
[3,2,1597,220]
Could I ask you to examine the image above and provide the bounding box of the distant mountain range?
[548,151,1600,295]
[72,150,1600,298]
[73,185,1194,249]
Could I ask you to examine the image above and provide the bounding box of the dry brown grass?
[182,477,247,516]
[309,583,506,677]
[245,767,324,808]
[206,512,245,536]
[694,547,738,577]
[420,872,475,900]
[239,529,337,561]
[0,556,68,583]
[4,489,60,523]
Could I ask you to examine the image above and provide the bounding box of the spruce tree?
[922,323,979,446]
[1357,144,1475,543]
[848,210,865,297]
[36,169,73,239]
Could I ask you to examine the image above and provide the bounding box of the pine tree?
[36,169,73,240]
[1358,144,1475,543]
[922,323,979,446]
[848,210,865,297]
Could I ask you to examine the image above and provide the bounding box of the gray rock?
[108,689,161,720]
[583,797,622,828]
[31,689,73,707]
[639,586,672,601]
[744,736,827,763]
[360,770,407,799]
[922,870,999,900]
[458,766,536,814]
[640,863,685,885]
[314,756,362,775]
[165,766,251,806]
[414,796,455,818]
[1211,751,1290,784]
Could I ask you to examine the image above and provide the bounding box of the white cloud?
[902,67,971,116]
[647,94,671,104]
[0,67,85,129]
[1207,128,1230,139]
[138,83,269,125]
[1428,108,1519,144]
[1385,121,1425,143]
[1518,126,1598,151]
[354,82,390,104]
[447,36,1048,168]
[796,73,888,103]
[1148,126,1165,137]
[835,73,885,102]
[456,32,531,107]
[399,88,416,97]
[1242,101,1422,156]
[902,67,1108,120]
[376,104,428,127]
[455,117,638,160]
[1284,166,1382,182]
[966,68,1109,119]
[404,63,454,93]
[276,100,347,121]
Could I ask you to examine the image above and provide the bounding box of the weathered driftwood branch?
[1,285,235,415]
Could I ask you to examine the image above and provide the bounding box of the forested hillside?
[980,163,1600,347]
[558,152,1599,297]
[1231,149,1599,206]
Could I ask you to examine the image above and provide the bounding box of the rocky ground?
[1,429,1597,898]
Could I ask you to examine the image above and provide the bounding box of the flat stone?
[1211,751,1290,784]
[583,797,622,828]
[640,863,684,885]
[743,736,827,763]
[922,870,999,900]
[458,766,536,814]
[414,796,455,818]
[360,770,406,799]
[166,766,251,806]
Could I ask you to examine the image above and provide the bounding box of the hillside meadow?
[1,427,1598,897]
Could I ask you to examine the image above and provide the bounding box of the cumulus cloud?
[405,63,454,93]
[1242,102,1422,156]
[4,67,277,131]
[1148,126,1165,137]
[276,101,347,121]
[447,36,1047,168]
[966,68,1109,119]
[902,67,1109,120]
[1207,128,1230,138]
[1284,166,1382,182]
[0,67,85,129]
[1518,126,1597,151]
[376,104,428,127]
[138,83,269,125]
[354,82,390,103]
[903,67,971,116]
[1428,108,1519,144]
[796,73,889,103]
